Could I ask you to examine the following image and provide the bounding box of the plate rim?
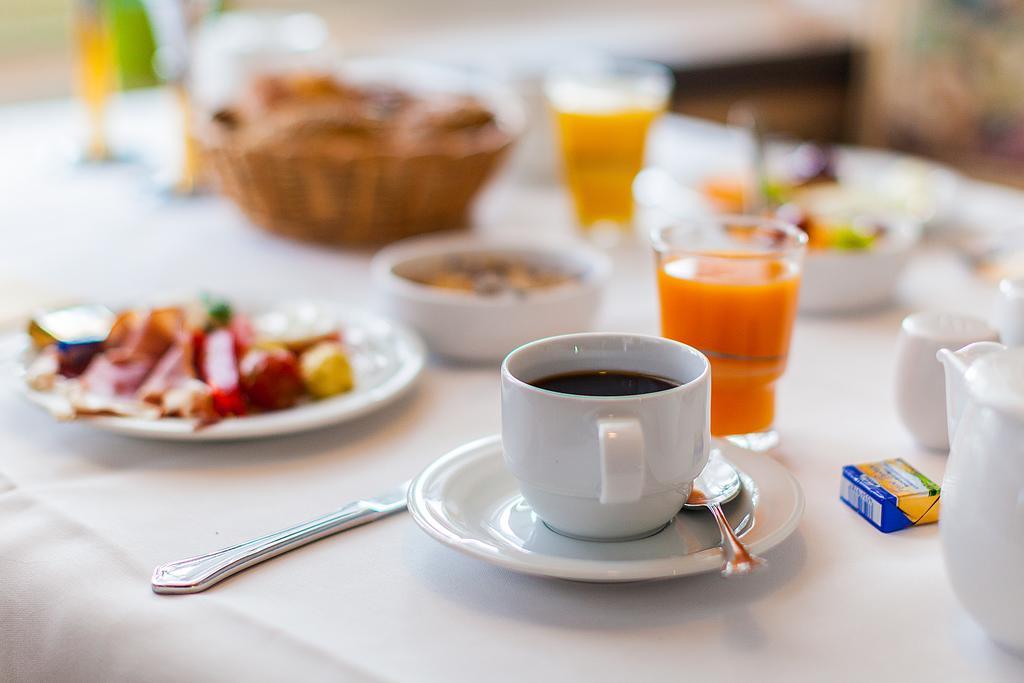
[408,435,805,582]
[8,304,426,442]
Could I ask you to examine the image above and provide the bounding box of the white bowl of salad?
[793,212,922,314]
[676,144,926,315]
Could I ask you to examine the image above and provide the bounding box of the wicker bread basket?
[199,61,522,247]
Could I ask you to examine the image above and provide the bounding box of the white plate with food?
[407,435,804,582]
[6,296,425,441]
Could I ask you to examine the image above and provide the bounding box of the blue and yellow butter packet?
[840,459,940,533]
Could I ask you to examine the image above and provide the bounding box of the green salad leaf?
[832,226,876,251]
[761,180,792,207]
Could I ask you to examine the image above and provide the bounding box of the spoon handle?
[708,502,765,577]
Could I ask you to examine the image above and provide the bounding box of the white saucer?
[408,435,804,582]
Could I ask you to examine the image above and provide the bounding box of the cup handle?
[598,417,645,504]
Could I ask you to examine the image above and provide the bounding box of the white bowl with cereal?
[372,234,611,363]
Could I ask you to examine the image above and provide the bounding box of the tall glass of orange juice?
[652,215,806,450]
[545,58,673,242]
[73,0,117,162]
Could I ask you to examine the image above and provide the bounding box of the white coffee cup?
[500,332,711,541]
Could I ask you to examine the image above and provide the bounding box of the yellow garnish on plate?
[300,341,354,398]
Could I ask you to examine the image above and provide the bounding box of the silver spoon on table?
[682,451,765,577]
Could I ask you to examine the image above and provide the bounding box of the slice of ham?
[104,307,185,365]
[79,307,189,399]
[79,355,155,398]
[137,334,218,423]
[137,340,193,403]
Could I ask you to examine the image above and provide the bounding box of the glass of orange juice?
[652,215,806,450]
[545,57,673,242]
[73,0,117,162]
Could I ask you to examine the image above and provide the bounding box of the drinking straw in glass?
[545,57,673,242]
[651,214,806,450]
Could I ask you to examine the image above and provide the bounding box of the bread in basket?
[200,61,522,246]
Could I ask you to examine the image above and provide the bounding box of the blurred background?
[6,0,1024,437]
[4,0,1022,186]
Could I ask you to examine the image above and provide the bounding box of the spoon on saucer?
[682,451,765,577]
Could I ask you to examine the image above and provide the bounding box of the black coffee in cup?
[531,370,679,397]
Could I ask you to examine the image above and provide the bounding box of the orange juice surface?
[657,255,800,435]
[553,107,660,227]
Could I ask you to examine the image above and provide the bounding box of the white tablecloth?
[1,92,1023,682]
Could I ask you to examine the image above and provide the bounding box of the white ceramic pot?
[937,342,1024,652]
